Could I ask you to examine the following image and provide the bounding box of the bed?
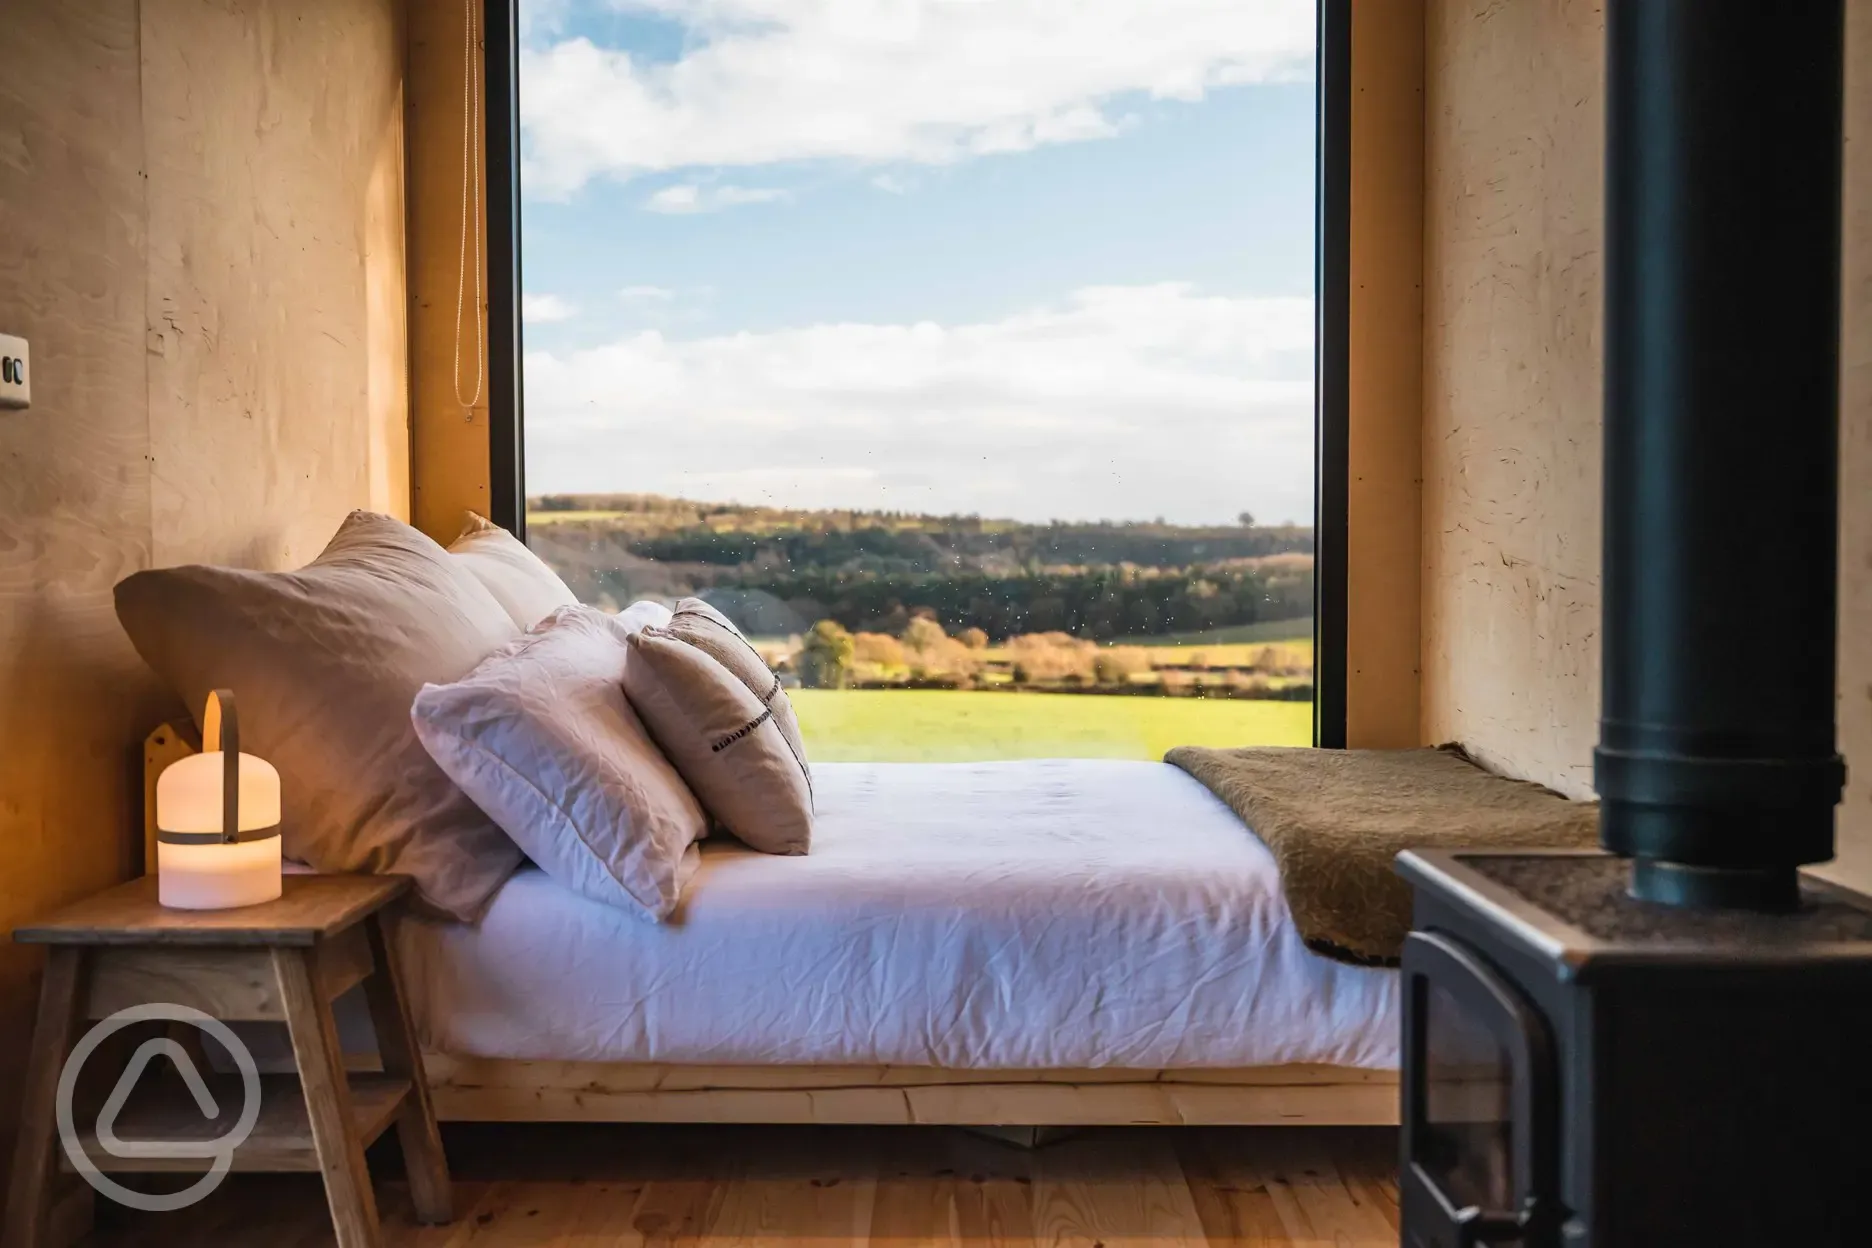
[146,728,1401,1127]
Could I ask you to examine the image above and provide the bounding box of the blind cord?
[453,0,485,418]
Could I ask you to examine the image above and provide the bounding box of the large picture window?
[493,0,1346,759]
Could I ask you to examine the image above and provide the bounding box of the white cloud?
[642,185,702,213]
[643,183,791,213]
[521,293,580,322]
[520,0,1315,195]
[619,284,677,302]
[869,172,911,195]
[524,283,1316,525]
[518,0,576,40]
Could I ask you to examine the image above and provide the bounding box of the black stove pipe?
[1597,0,1848,909]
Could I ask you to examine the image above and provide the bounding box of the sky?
[516,0,1318,526]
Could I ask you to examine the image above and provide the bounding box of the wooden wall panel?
[367,74,414,524]
[408,0,491,541]
[144,0,409,569]
[1831,0,1872,891]
[1421,0,1870,885]
[1420,0,1606,798]
[0,0,161,1195]
[0,0,407,1193]
[1345,0,1426,748]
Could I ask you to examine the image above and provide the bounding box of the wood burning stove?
[1396,3,1872,1244]
[1397,851,1872,1246]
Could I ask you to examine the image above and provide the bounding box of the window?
[493,0,1348,759]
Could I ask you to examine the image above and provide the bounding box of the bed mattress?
[394,759,1400,1070]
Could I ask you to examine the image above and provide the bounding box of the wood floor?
[76,1123,1401,1246]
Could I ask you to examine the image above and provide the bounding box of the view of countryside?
[528,497,1315,759]
[515,1,1319,759]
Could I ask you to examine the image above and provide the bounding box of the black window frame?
[486,0,526,536]
[1313,0,1351,749]
[482,0,1353,748]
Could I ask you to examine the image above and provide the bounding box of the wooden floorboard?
[73,1123,1400,1246]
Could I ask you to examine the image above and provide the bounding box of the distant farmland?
[526,494,1318,754]
[1137,617,1316,647]
[526,494,1314,645]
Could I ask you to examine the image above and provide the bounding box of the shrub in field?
[891,616,976,684]
[854,632,906,668]
[1007,632,1097,684]
[1092,647,1152,684]
[800,620,856,689]
[1251,643,1313,677]
[902,616,949,654]
[917,640,983,683]
[958,627,990,650]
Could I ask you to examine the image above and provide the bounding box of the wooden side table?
[3,875,451,1248]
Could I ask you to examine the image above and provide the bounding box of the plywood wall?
[1422,0,1872,886]
[1345,0,1426,748]
[408,0,491,542]
[0,11,156,1189]
[0,0,406,1188]
[1836,2,1872,889]
[143,0,409,569]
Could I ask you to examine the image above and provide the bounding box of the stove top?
[1465,852,1872,947]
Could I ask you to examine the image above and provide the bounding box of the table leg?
[362,911,452,1224]
[274,947,381,1248]
[2,947,86,1248]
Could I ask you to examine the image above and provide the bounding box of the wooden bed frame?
[145,723,1400,1128]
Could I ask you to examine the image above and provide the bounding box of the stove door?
[1401,930,1559,1248]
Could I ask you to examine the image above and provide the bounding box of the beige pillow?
[115,510,525,921]
[412,606,709,922]
[448,511,579,629]
[662,598,812,796]
[623,630,814,855]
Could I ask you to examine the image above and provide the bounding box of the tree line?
[796,618,1312,700]
[625,523,1312,576]
[741,565,1312,643]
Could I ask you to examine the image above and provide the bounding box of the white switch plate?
[0,333,30,409]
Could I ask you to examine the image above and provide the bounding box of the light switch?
[1,333,30,410]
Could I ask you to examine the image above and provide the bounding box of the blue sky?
[516,0,1317,525]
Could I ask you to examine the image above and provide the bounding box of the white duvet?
[394,759,1400,1070]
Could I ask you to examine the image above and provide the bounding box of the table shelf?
[65,1072,412,1174]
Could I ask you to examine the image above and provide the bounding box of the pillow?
[114,510,525,921]
[412,606,710,921]
[600,598,674,640]
[661,599,812,797]
[448,511,578,630]
[623,629,814,855]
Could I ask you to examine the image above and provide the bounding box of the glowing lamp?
[155,689,282,909]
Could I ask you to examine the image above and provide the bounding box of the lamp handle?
[202,689,240,844]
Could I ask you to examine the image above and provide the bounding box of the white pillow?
[411,604,709,921]
[602,598,674,638]
[448,511,579,630]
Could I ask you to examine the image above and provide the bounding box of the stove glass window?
[1420,981,1516,1211]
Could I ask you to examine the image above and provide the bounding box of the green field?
[791,689,1313,762]
[1135,617,1315,646]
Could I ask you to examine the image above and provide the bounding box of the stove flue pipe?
[1597,0,1848,909]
